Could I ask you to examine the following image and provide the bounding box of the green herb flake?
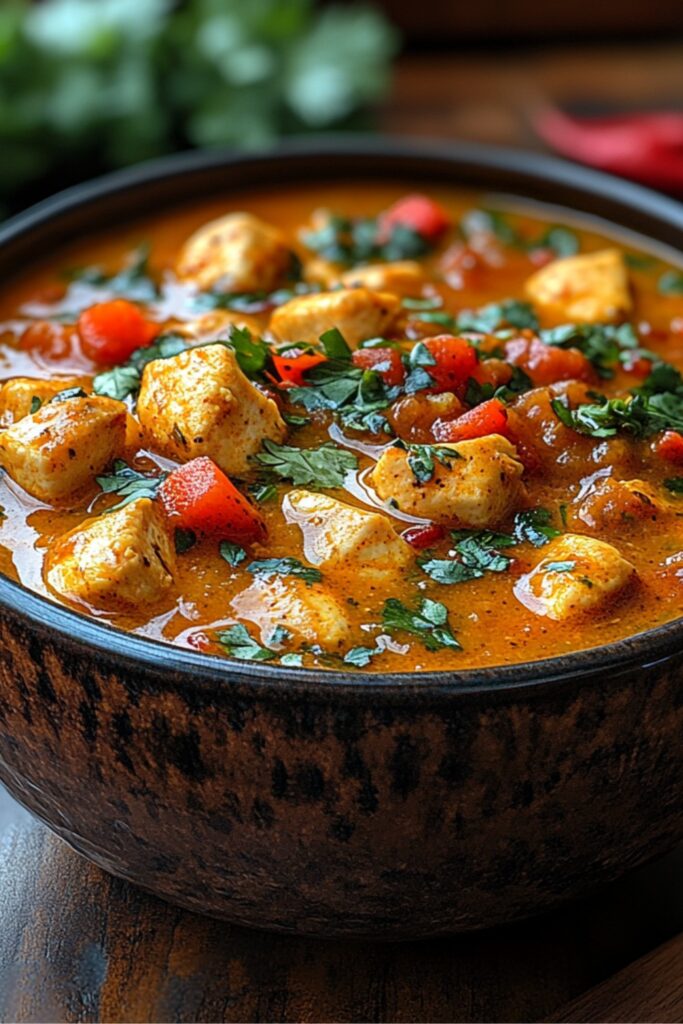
[664,477,683,495]
[219,540,247,567]
[30,396,42,414]
[544,560,576,573]
[343,646,378,667]
[513,507,561,547]
[382,597,461,651]
[253,440,357,489]
[174,528,196,554]
[281,652,304,667]
[247,557,322,586]
[394,441,463,485]
[95,460,165,512]
[217,624,276,662]
[658,270,683,296]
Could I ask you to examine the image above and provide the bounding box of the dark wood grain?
[0,785,681,1023]
[552,934,683,1023]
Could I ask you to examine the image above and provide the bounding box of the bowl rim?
[1,134,683,699]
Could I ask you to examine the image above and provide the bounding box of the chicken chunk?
[0,396,126,502]
[283,490,413,581]
[525,248,632,324]
[269,288,401,348]
[514,534,635,621]
[136,343,286,476]
[172,309,262,342]
[176,212,295,293]
[45,498,175,611]
[231,576,351,651]
[0,377,89,427]
[340,261,426,296]
[370,434,525,527]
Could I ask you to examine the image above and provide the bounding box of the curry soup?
[0,182,682,673]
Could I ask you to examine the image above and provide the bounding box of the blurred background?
[0,0,681,221]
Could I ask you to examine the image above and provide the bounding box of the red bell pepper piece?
[351,347,405,387]
[505,336,593,386]
[272,350,327,386]
[379,194,451,241]
[433,398,509,443]
[422,335,478,394]
[160,457,266,543]
[77,299,158,365]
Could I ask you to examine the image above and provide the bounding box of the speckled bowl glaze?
[0,140,682,938]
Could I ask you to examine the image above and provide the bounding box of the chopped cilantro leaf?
[664,477,683,495]
[658,270,683,296]
[95,460,165,512]
[301,213,430,266]
[247,557,322,586]
[219,540,247,567]
[174,528,196,554]
[420,529,513,584]
[544,560,576,573]
[343,646,378,667]
[281,652,304,667]
[319,327,352,360]
[253,440,357,489]
[30,396,42,414]
[456,299,539,334]
[49,386,88,403]
[540,322,644,379]
[217,624,276,662]
[393,440,463,484]
[513,507,561,547]
[226,325,269,376]
[382,597,461,651]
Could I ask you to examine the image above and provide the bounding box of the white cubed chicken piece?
[514,533,635,621]
[45,498,175,610]
[525,248,632,324]
[340,261,426,296]
[136,343,286,477]
[0,377,88,427]
[172,309,263,342]
[176,212,295,293]
[231,576,352,651]
[0,396,126,502]
[283,490,413,581]
[269,288,401,348]
[370,434,525,528]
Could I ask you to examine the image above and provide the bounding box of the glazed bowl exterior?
[0,139,681,938]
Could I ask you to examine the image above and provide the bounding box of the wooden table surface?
[1,41,682,1024]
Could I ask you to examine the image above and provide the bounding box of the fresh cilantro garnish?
[226,325,270,376]
[219,540,247,567]
[461,209,579,257]
[343,646,378,667]
[393,440,463,484]
[249,482,278,503]
[464,364,531,406]
[301,213,430,266]
[282,413,311,428]
[253,440,357,489]
[193,281,316,315]
[217,624,276,662]
[625,253,657,270]
[401,296,443,311]
[456,299,539,334]
[247,557,322,586]
[174,528,196,554]
[658,270,683,296]
[288,360,397,435]
[95,460,165,512]
[539,322,646,379]
[280,652,304,667]
[551,388,683,439]
[533,226,579,257]
[420,529,513,584]
[382,597,461,651]
[319,327,352,360]
[544,561,576,573]
[66,243,158,304]
[513,507,561,547]
[30,396,42,414]
[664,477,683,495]
[93,332,188,401]
[403,341,437,394]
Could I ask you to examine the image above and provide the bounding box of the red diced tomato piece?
[77,299,158,365]
[159,457,266,543]
[656,431,683,465]
[625,356,654,377]
[423,335,478,394]
[272,349,327,386]
[504,335,593,386]
[379,194,451,241]
[401,523,446,549]
[351,347,405,387]
[432,398,509,443]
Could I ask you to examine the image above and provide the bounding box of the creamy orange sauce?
[0,181,682,672]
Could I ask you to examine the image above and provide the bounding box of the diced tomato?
[271,349,327,386]
[159,457,266,543]
[378,194,451,242]
[423,335,478,394]
[504,335,593,386]
[432,398,509,443]
[624,355,654,377]
[77,299,159,365]
[656,431,683,465]
[20,320,73,359]
[401,523,446,549]
[351,347,405,387]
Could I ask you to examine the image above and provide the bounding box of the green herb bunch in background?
[0,0,399,217]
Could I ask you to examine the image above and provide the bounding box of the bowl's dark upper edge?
[1,134,683,701]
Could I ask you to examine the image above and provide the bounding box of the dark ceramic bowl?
[0,139,682,939]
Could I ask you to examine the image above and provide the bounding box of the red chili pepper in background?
[401,523,446,549]
[533,106,683,193]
